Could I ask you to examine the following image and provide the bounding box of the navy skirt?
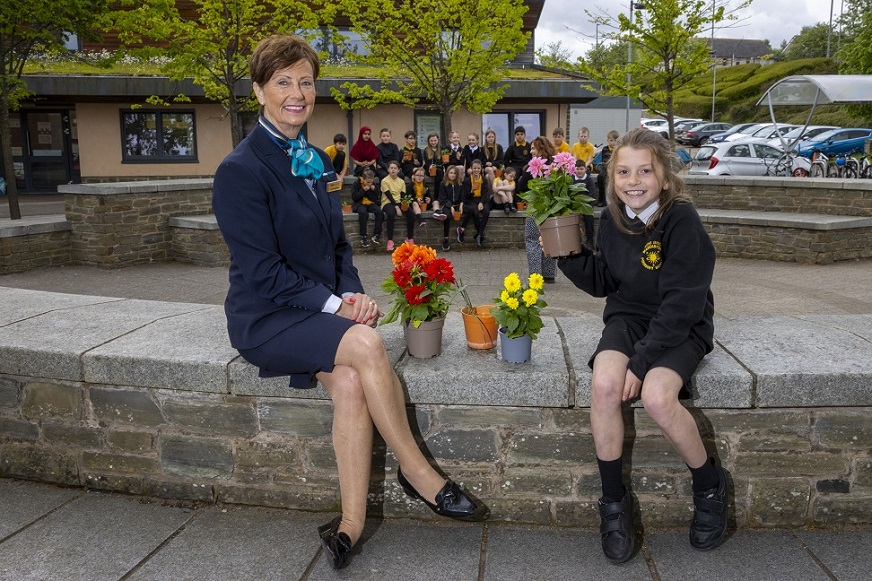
[238,312,358,388]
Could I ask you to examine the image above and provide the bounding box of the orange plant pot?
[342,204,352,214]
[516,201,527,211]
[441,154,450,163]
[452,209,462,221]
[401,202,410,212]
[429,166,437,177]
[419,202,428,212]
[461,306,498,349]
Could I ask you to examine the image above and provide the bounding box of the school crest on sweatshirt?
[641,240,663,270]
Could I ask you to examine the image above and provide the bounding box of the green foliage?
[578,0,752,139]
[783,23,831,60]
[718,59,832,101]
[333,0,529,133]
[839,2,872,119]
[491,273,546,340]
[107,0,322,146]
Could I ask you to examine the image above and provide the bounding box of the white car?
[726,123,798,143]
[765,125,839,149]
[688,138,812,177]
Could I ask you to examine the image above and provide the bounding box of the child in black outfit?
[458,160,491,247]
[350,168,383,247]
[433,165,463,251]
[461,132,487,176]
[375,128,402,180]
[400,130,424,180]
[556,128,730,564]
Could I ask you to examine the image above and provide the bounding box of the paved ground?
[3,196,872,579]
[2,478,871,581]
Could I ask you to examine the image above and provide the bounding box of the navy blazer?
[213,124,364,350]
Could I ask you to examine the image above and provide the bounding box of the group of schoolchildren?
[325,125,620,254]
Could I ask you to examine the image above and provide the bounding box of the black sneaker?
[442,238,451,251]
[689,465,730,551]
[599,492,635,564]
[456,227,464,243]
[510,205,518,213]
[475,234,484,247]
[372,235,380,245]
[360,236,370,248]
[504,205,511,214]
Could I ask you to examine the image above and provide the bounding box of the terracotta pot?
[441,154,450,163]
[495,168,503,178]
[452,209,462,221]
[539,214,582,257]
[515,201,527,211]
[342,204,352,214]
[404,318,445,358]
[419,202,428,212]
[499,327,532,363]
[401,202,410,212]
[429,165,437,177]
[461,305,498,350]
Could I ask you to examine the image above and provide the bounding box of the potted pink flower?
[519,151,594,257]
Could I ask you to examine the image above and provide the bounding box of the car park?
[707,123,760,144]
[676,122,733,147]
[765,125,839,149]
[796,128,872,157]
[688,138,811,176]
[727,123,798,143]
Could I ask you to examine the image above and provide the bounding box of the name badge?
[326,179,342,192]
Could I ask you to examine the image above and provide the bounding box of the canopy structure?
[756,75,872,107]
[755,75,872,152]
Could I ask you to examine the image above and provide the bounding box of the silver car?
[688,138,812,177]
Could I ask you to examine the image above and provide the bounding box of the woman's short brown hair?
[249,35,320,86]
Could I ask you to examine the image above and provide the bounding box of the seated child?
[491,166,518,214]
[350,168,383,247]
[325,133,348,179]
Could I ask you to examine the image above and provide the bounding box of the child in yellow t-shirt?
[492,166,518,214]
[552,127,571,154]
[571,127,595,169]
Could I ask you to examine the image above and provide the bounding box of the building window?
[121,110,197,162]
[481,111,545,150]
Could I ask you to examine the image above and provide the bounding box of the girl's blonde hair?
[606,128,693,234]
[484,129,499,161]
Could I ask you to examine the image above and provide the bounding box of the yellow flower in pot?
[491,272,547,363]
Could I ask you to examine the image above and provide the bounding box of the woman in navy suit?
[213,35,484,570]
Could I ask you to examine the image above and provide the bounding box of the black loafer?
[397,468,486,521]
[317,515,353,569]
[690,465,730,550]
[599,492,635,564]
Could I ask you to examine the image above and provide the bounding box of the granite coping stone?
[58,179,212,195]
[685,173,872,192]
[83,306,235,393]
[697,209,872,230]
[716,315,872,407]
[397,314,570,407]
[3,288,872,408]
[168,215,222,230]
[0,214,70,237]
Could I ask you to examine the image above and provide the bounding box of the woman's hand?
[337,294,381,327]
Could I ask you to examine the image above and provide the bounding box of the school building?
[3,0,630,193]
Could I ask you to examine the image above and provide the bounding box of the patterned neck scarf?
[259,116,324,180]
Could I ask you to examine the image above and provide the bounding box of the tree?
[0,0,109,220]
[333,0,529,136]
[108,0,322,148]
[579,0,750,140]
[838,1,872,118]
[782,23,830,60]
[536,41,573,68]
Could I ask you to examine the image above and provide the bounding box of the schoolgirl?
[422,132,445,185]
[458,159,491,247]
[349,126,379,177]
[435,165,463,251]
[482,128,505,185]
[557,128,729,564]
[461,133,487,176]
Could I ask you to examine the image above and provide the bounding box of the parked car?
[796,128,872,157]
[765,125,839,149]
[640,118,668,130]
[707,122,760,144]
[727,123,798,143]
[677,122,733,147]
[688,138,811,177]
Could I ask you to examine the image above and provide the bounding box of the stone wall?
[1,288,871,529]
[0,216,71,275]
[685,175,872,216]
[60,180,213,268]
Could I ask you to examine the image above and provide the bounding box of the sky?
[535,0,844,61]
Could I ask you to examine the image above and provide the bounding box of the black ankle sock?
[689,457,719,494]
[597,457,626,503]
